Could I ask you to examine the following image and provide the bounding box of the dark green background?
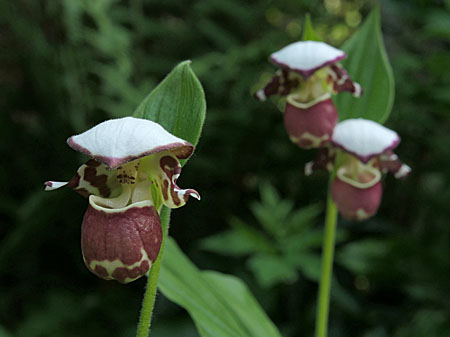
[1,0,450,336]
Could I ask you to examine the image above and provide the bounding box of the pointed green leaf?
[159,238,282,337]
[334,7,395,123]
[302,13,321,41]
[133,60,206,148]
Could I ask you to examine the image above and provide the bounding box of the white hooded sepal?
[270,41,346,78]
[67,117,194,169]
[332,119,400,163]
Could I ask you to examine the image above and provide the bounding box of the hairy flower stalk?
[255,41,362,148]
[45,117,200,283]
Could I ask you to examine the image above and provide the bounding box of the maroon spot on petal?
[112,268,128,283]
[171,189,181,206]
[162,180,169,201]
[67,172,81,189]
[298,138,313,148]
[86,159,101,168]
[160,156,182,206]
[84,166,111,197]
[93,265,109,279]
[76,188,90,199]
[140,260,150,271]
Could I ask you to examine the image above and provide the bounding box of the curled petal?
[331,119,400,163]
[45,159,121,198]
[377,151,411,178]
[329,64,362,97]
[270,41,346,78]
[67,117,194,170]
[331,177,382,221]
[142,152,200,209]
[82,197,162,283]
[284,94,338,149]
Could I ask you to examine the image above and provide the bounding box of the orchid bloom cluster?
[255,40,362,149]
[45,117,199,283]
[255,41,410,220]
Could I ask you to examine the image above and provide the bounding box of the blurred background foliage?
[1,0,450,336]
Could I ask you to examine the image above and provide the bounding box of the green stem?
[314,179,338,337]
[136,207,171,337]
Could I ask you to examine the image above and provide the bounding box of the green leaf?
[334,7,395,123]
[302,13,321,41]
[247,254,298,288]
[133,60,206,148]
[199,217,275,257]
[0,326,13,337]
[337,239,389,275]
[159,238,282,337]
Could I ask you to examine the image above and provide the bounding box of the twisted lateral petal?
[44,159,121,198]
[377,151,411,178]
[331,119,400,163]
[82,198,162,283]
[270,41,346,78]
[329,64,362,97]
[67,117,194,170]
[142,152,200,209]
[254,69,300,101]
[304,148,335,176]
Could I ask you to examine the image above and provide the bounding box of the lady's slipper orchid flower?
[254,41,362,149]
[306,119,410,221]
[45,117,200,283]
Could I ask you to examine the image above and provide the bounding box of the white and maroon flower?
[45,117,200,283]
[306,119,410,221]
[254,41,362,102]
[254,41,362,149]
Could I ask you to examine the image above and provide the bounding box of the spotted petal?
[377,151,411,179]
[67,117,194,170]
[329,64,362,97]
[45,159,121,198]
[270,41,346,78]
[304,148,335,176]
[82,198,162,283]
[331,119,400,163]
[141,152,200,209]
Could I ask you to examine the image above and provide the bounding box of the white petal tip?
[255,90,267,101]
[394,164,411,179]
[304,162,314,176]
[352,83,362,97]
[44,181,68,191]
[190,192,201,200]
